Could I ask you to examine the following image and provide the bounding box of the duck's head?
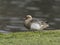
[24,15,32,20]
[24,15,33,29]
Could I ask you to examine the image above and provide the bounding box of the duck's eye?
[25,17,28,19]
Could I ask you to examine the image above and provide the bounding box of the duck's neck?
[25,18,32,25]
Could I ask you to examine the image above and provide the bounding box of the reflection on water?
[0,30,10,34]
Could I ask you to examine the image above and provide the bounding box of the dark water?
[0,16,27,33]
[0,0,60,33]
[0,16,57,33]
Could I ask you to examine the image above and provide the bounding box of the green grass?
[0,30,60,45]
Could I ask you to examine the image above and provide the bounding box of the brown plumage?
[24,15,49,30]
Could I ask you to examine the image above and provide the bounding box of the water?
[0,16,27,33]
[0,16,56,33]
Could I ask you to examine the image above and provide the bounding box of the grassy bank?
[0,30,60,45]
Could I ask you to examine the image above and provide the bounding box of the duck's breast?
[30,23,42,30]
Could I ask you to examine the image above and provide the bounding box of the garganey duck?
[24,15,49,30]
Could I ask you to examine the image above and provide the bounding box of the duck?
[24,15,49,30]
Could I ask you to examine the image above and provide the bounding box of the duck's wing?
[31,18,43,24]
[32,18,49,29]
[31,18,40,22]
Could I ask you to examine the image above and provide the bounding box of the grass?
[0,30,60,45]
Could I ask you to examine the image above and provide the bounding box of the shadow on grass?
[9,29,57,33]
[9,29,38,32]
[0,28,58,33]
